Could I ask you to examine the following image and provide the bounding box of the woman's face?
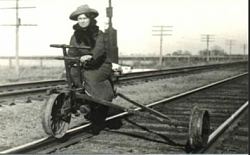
[77,14,90,28]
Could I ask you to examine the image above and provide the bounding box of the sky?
[0,0,248,57]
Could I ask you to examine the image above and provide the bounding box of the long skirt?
[70,62,114,101]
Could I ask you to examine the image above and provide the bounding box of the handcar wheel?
[188,106,210,149]
[42,93,71,138]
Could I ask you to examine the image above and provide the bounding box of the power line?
[241,44,247,55]
[0,0,33,2]
[0,6,36,9]
[0,0,36,79]
[201,34,215,61]
[152,25,172,67]
[225,39,236,55]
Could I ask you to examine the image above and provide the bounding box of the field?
[0,60,232,84]
[0,66,64,84]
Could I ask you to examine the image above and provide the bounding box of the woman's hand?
[80,55,92,63]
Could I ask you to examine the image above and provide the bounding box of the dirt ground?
[0,66,248,151]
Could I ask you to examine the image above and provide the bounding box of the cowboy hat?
[69,4,99,21]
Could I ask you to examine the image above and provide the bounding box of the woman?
[68,4,114,133]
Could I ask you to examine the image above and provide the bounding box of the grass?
[0,66,64,84]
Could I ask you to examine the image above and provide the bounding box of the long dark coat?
[68,23,114,102]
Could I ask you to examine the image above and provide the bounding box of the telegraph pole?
[242,44,247,55]
[201,34,215,61]
[107,0,112,27]
[226,39,236,61]
[152,26,172,67]
[0,0,36,79]
[225,39,236,55]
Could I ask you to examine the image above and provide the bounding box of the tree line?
[172,45,227,56]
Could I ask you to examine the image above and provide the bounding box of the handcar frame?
[42,44,210,149]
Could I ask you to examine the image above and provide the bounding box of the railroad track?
[0,72,248,154]
[0,61,247,101]
[197,101,248,154]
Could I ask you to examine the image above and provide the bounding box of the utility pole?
[241,44,247,55]
[152,26,172,67]
[201,34,215,61]
[105,0,118,63]
[0,0,36,79]
[107,0,112,28]
[225,39,236,61]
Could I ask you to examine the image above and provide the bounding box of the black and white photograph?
[0,0,248,154]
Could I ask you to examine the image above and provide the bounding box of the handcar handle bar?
[50,44,91,50]
[54,56,79,61]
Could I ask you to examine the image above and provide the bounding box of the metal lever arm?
[54,56,80,61]
[50,44,91,50]
[117,92,176,121]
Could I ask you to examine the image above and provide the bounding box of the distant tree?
[172,50,182,55]
[210,45,227,56]
[172,50,192,56]
[183,50,192,56]
[199,45,227,56]
[198,49,209,56]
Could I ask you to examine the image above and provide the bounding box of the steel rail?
[0,86,66,100]
[0,79,66,92]
[120,61,247,78]
[0,72,247,154]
